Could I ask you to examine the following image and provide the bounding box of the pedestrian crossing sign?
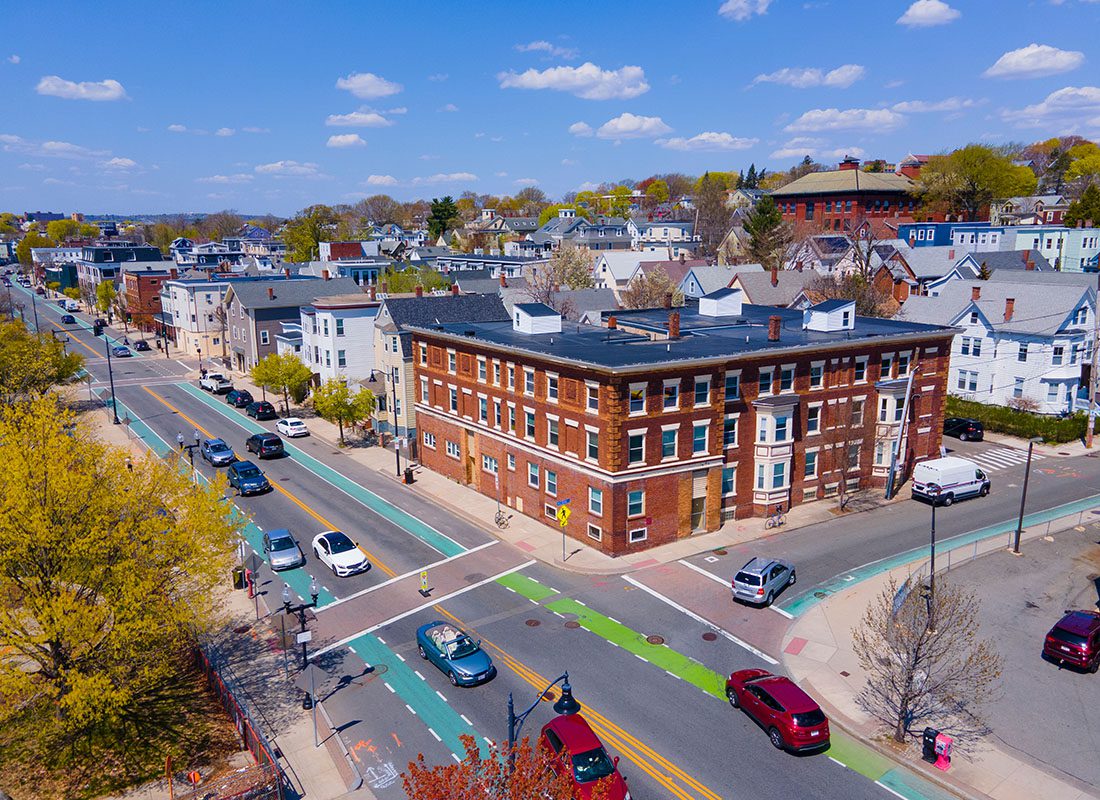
[556,504,571,527]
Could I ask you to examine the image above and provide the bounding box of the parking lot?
[948,527,1100,791]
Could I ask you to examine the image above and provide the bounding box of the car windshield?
[210,442,230,453]
[237,465,261,478]
[792,709,827,727]
[571,747,616,783]
[1051,628,1088,647]
[327,532,356,553]
[447,636,479,659]
[270,536,296,552]
[735,571,763,586]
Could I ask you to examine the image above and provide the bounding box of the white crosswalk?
[962,446,1045,472]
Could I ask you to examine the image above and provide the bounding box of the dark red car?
[540,714,630,800]
[726,669,830,752]
[1043,610,1100,673]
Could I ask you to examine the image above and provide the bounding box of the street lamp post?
[1012,437,1044,554]
[506,672,581,772]
[282,579,320,668]
[30,290,39,333]
[369,368,403,478]
[925,485,940,631]
[102,332,120,424]
[197,346,203,376]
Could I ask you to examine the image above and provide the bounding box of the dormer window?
[969,312,979,325]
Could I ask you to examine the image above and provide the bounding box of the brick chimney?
[664,292,673,309]
[1025,255,1035,271]
[267,287,274,300]
[415,285,423,298]
[369,284,376,301]
[971,286,981,301]
[322,269,330,281]
[381,281,389,294]
[768,315,781,341]
[499,273,507,287]
[679,252,685,264]
[607,315,617,329]
[838,155,860,171]
[948,249,954,260]
[284,267,291,278]
[668,311,680,339]
[451,283,459,296]
[1004,297,1015,322]
[770,268,779,287]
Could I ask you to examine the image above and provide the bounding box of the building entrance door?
[691,469,708,531]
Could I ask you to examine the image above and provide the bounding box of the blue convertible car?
[415,621,496,686]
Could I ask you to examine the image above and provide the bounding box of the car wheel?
[448,671,459,686]
[418,645,428,660]
[764,591,774,607]
[331,564,338,576]
[768,727,785,750]
[314,547,322,561]
[727,688,739,708]
[979,484,989,497]
[959,432,969,442]
[941,494,954,507]
[789,570,797,586]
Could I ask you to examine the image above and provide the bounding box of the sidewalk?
[781,505,1100,800]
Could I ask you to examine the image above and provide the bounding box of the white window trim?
[585,380,599,413]
[758,368,774,397]
[692,421,710,455]
[546,371,559,404]
[806,401,823,435]
[694,375,711,408]
[588,487,603,517]
[587,523,602,542]
[628,527,648,543]
[809,360,825,390]
[662,378,681,412]
[725,370,742,401]
[627,429,647,465]
[778,363,796,394]
[628,382,647,416]
[804,446,819,479]
[854,356,868,384]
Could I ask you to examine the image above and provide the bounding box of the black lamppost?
[1012,437,1044,554]
[924,485,941,631]
[30,290,39,333]
[283,578,319,668]
[507,672,581,771]
[4,282,12,321]
[368,368,403,478]
[102,331,120,424]
[197,345,203,376]
[49,329,69,355]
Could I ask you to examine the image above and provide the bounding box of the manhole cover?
[564,621,580,629]
[713,549,728,556]
[702,632,718,642]
[646,634,665,645]
[541,690,557,702]
[814,591,828,599]
[839,670,850,677]
[525,619,541,627]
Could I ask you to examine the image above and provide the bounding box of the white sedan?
[276,417,309,438]
[311,530,371,577]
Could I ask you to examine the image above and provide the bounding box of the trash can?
[404,466,415,485]
[921,727,939,763]
[231,566,246,590]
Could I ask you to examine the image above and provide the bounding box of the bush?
[945,396,1086,444]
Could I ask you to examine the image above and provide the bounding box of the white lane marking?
[347,646,357,655]
[436,690,448,702]
[575,600,587,606]
[405,704,416,716]
[505,587,516,593]
[607,640,620,648]
[451,753,461,763]
[414,670,425,680]
[634,654,647,662]
[666,670,681,680]
[623,575,779,666]
[428,728,442,742]
[312,560,537,658]
[317,541,499,613]
[384,682,395,693]
[460,714,472,725]
[484,737,494,747]
[321,585,331,593]
[176,360,191,370]
[875,781,908,800]
[828,757,846,768]
[770,605,794,620]
[376,636,386,644]
[607,616,621,624]
[678,558,729,587]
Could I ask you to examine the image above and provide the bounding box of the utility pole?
[1088,271,1099,448]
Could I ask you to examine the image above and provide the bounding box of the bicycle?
[494,509,511,529]
[764,506,786,530]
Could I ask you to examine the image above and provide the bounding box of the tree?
[16,232,55,265]
[524,245,594,318]
[744,163,758,189]
[251,352,313,414]
[1065,155,1100,196]
[853,578,1002,745]
[283,204,338,262]
[78,222,100,239]
[197,210,243,241]
[537,204,591,226]
[606,186,634,218]
[743,196,791,273]
[402,733,608,800]
[45,218,81,243]
[620,266,684,309]
[513,186,550,216]
[311,379,376,445]
[695,172,733,257]
[807,273,895,318]
[428,197,461,240]
[0,398,237,782]
[915,144,1037,221]
[0,321,84,404]
[977,260,992,280]
[62,287,81,302]
[1064,184,1100,228]
[0,212,17,238]
[645,179,670,204]
[96,280,118,323]
[381,266,451,294]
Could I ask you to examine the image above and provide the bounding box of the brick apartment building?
[123,263,177,332]
[410,290,955,556]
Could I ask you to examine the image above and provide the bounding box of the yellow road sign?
[556,505,571,527]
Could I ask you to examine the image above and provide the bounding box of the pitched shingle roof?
[229,277,360,309]
[732,270,820,307]
[383,293,510,330]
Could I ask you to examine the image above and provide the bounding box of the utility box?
[922,727,939,763]
[231,566,246,590]
[934,733,953,771]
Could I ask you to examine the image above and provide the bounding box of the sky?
[3,0,1100,217]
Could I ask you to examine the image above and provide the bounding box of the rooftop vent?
[699,288,743,317]
[513,302,562,335]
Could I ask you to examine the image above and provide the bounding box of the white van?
[62,299,81,312]
[911,456,990,506]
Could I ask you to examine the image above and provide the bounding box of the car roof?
[1054,611,1100,636]
[268,528,294,540]
[739,557,783,575]
[283,417,303,424]
[544,714,602,751]
[253,432,279,440]
[748,675,819,712]
[205,438,228,446]
[233,460,258,469]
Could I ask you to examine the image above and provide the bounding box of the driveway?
[948,528,1100,790]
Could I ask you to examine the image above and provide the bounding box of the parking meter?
[934,733,953,771]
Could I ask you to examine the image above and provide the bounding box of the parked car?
[246,432,284,459]
[540,714,630,800]
[1043,610,1100,673]
[262,528,305,571]
[132,340,151,352]
[911,456,990,506]
[311,530,370,577]
[732,557,796,607]
[246,400,278,420]
[35,286,44,295]
[59,314,76,324]
[943,417,984,442]
[225,389,253,408]
[199,438,236,467]
[726,669,830,752]
[227,460,271,496]
[415,621,496,686]
[276,417,309,438]
[200,372,233,393]
[111,345,131,358]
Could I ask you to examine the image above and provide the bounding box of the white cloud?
[891,97,974,112]
[35,75,127,101]
[419,154,439,160]
[0,134,108,160]
[514,40,578,59]
[514,177,539,186]
[18,163,44,171]
[718,0,772,20]
[7,55,19,64]
[656,131,759,151]
[752,64,865,89]
[439,103,459,112]
[43,177,76,186]
[411,172,478,185]
[884,79,905,89]
[196,173,254,184]
[215,127,235,137]
[784,107,904,132]
[327,133,366,148]
[242,126,270,134]
[385,107,407,115]
[1001,85,1100,127]
[596,112,672,140]
[498,62,649,100]
[365,174,398,186]
[101,157,138,170]
[167,124,187,133]
[335,72,403,99]
[983,44,1085,79]
[427,73,449,82]
[578,181,600,191]
[769,137,865,159]
[568,121,594,137]
[561,158,578,166]
[897,0,960,27]
[495,171,509,177]
[255,160,321,177]
[325,110,393,127]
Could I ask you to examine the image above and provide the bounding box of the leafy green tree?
[96,280,118,322]
[695,172,733,257]
[16,232,55,265]
[0,212,17,237]
[45,218,81,243]
[978,261,992,280]
[743,195,792,273]
[1064,184,1100,228]
[607,186,634,217]
[1065,154,1100,194]
[283,204,338,262]
[78,222,101,239]
[382,267,451,294]
[744,163,758,189]
[645,179,670,204]
[312,379,376,445]
[916,144,1038,221]
[0,321,84,404]
[251,352,314,414]
[427,196,461,240]
[62,287,81,301]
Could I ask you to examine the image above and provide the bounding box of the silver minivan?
[732,557,796,606]
[263,529,305,571]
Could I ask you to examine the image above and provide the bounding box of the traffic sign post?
[419,570,431,597]
[556,499,571,561]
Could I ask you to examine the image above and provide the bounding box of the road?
[22,280,1100,800]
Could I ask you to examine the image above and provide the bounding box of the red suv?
[726,669,830,752]
[540,714,630,800]
[1043,610,1100,673]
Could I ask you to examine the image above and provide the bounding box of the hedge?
[944,396,1087,444]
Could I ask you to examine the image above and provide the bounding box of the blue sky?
[3,0,1100,217]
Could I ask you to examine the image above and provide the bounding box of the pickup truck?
[199,372,233,393]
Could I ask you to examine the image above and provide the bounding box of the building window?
[805,451,818,478]
[847,443,861,469]
[528,462,539,488]
[337,350,346,368]
[545,504,557,520]
[494,402,502,428]
[721,466,736,496]
[725,371,740,401]
[478,397,488,422]
[806,405,821,434]
[1053,345,1064,366]
[1013,377,1025,398]
[420,377,429,403]
[723,416,738,447]
[547,373,559,401]
[854,358,867,383]
[423,431,436,449]
[897,353,910,376]
[324,350,331,368]
[692,423,708,454]
[809,362,824,388]
[629,527,647,543]
[449,388,458,412]
[1047,383,1060,402]
[322,319,330,336]
[260,330,269,345]
[481,455,498,474]
[775,415,789,442]
[335,318,344,336]
[772,462,786,489]
[894,396,906,422]
[851,399,864,426]
[478,358,487,381]
[586,384,599,412]
[661,428,677,458]
[493,362,501,384]
[587,523,602,542]
[758,369,773,396]
[694,378,710,406]
[545,470,557,496]
[448,352,456,373]
[779,367,794,393]
[663,381,679,410]
[756,463,765,490]
[419,344,427,365]
[446,440,460,459]
[586,430,599,461]
[394,397,401,415]
[1017,343,1029,363]
[627,490,645,517]
[628,433,645,464]
[629,385,646,414]
[524,369,535,395]
[525,412,536,439]
[880,354,892,379]
[507,367,515,390]
[547,419,559,448]
[589,487,603,516]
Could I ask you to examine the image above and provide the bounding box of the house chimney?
[838,156,860,171]
[664,292,673,309]
[679,252,685,264]
[284,267,291,278]
[668,311,680,339]
[768,315,781,341]
[794,261,804,272]
[267,287,274,300]
[499,273,507,288]
[369,284,377,301]
[451,283,459,296]
[1004,298,1015,322]
[607,315,617,329]
[948,249,954,260]
[169,267,177,279]
[415,284,423,298]
[971,286,981,301]
[1025,256,1035,271]
[770,268,779,287]
[381,281,389,294]
[322,269,330,281]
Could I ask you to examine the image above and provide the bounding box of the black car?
[60,314,76,324]
[226,389,254,408]
[943,417,984,442]
[133,340,151,352]
[246,401,277,420]
[246,432,284,459]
